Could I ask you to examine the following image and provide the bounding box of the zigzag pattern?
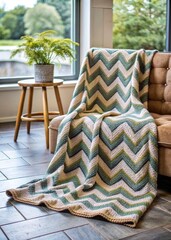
[6,48,158,228]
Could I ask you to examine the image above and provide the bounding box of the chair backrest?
[148,52,171,115]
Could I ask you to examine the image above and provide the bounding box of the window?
[113,0,166,51]
[0,0,80,84]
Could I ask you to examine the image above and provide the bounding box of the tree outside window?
[113,0,166,51]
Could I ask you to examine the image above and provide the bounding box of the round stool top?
[18,79,63,87]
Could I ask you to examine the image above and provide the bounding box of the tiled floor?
[0,122,171,240]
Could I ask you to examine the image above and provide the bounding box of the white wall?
[0,0,113,123]
[0,83,75,122]
[90,0,113,48]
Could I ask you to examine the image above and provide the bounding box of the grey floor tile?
[0,152,9,160]
[2,149,34,159]
[1,162,48,179]
[0,158,29,169]
[0,144,14,151]
[0,175,44,192]
[0,192,11,208]
[23,142,47,150]
[0,136,36,145]
[11,201,50,219]
[2,213,88,240]
[0,172,7,181]
[9,142,28,150]
[155,201,171,215]
[88,218,141,240]
[137,206,171,229]
[0,137,12,145]
[14,137,37,144]
[158,189,171,202]
[23,152,53,165]
[164,223,171,231]
[0,229,8,240]
[0,206,24,225]
[31,232,70,240]
[121,227,171,240]
[0,132,15,137]
[65,224,106,240]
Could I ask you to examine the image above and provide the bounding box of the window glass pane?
[113,0,166,51]
[0,0,78,81]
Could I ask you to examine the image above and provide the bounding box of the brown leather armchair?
[148,52,171,177]
[49,52,171,177]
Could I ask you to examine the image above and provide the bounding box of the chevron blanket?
[7,48,158,227]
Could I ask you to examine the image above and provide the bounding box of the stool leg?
[14,86,27,142]
[54,86,64,115]
[42,86,49,149]
[27,87,34,134]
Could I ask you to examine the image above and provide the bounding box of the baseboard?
[0,116,16,123]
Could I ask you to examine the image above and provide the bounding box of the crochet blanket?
[7,48,158,227]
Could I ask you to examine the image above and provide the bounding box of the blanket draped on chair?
[7,48,158,227]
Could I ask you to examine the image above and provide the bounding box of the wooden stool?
[14,79,64,149]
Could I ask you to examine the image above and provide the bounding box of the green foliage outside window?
[0,0,70,41]
[10,6,27,39]
[24,3,64,37]
[0,6,27,40]
[37,0,71,38]
[113,0,166,51]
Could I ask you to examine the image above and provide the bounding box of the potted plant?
[10,30,79,82]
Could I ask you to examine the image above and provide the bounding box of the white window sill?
[0,80,77,91]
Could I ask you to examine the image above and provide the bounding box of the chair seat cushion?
[151,113,171,147]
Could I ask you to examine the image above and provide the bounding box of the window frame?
[166,0,171,51]
[0,0,80,84]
